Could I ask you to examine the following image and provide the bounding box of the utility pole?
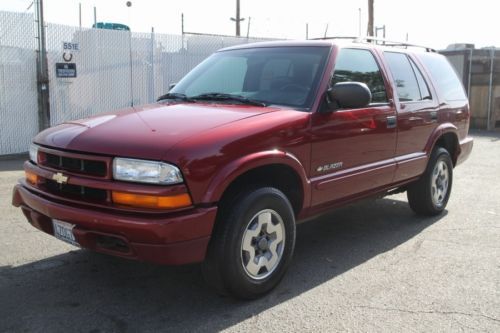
[35,0,50,130]
[367,0,374,37]
[230,0,245,37]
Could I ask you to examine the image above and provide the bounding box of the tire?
[202,187,296,299]
[407,147,453,216]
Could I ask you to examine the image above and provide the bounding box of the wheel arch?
[202,150,310,216]
[426,124,460,166]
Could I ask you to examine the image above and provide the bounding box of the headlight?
[113,158,183,185]
[29,144,39,164]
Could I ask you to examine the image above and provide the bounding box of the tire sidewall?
[222,188,296,298]
[427,148,453,212]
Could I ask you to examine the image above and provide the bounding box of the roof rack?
[309,36,360,41]
[356,37,436,52]
[311,36,436,53]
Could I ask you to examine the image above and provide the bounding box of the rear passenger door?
[383,52,440,182]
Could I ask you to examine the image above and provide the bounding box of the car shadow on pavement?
[0,197,445,332]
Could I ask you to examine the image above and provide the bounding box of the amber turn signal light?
[25,171,39,185]
[111,191,192,209]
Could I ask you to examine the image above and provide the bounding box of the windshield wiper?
[157,92,194,102]
[190,93,267,107]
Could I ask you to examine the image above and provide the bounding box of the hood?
[35,102,279,160]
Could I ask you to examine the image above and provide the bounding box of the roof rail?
[354,36,436,52]
[310,36,436,52]
[309,36,359,41]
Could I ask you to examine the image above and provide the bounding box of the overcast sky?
[2,0,498,49]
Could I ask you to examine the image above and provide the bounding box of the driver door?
[310,48,397,206]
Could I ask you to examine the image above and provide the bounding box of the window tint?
[384,52,421,102]
[419,53,467,101]
[409,58,431,100]
[172,46,331,109]
[184,56,247,96]
[259,59,292,90]
[332,49,388,103]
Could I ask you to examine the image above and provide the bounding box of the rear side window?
[419,53,467,101]
[332,49,388,103]
[384,52,422,102]
[409,58,431,100]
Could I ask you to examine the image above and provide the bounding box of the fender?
[202,150,311,208]
[424,122,459,156]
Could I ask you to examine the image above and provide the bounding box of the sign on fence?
[55,63,77,78]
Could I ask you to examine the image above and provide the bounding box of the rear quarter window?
[418,53,467,101]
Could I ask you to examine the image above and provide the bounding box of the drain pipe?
[486,48,495,130]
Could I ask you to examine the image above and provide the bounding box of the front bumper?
[12,184,217,265]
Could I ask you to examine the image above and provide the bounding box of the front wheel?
[407,147,453,216]
[202,187,296,299]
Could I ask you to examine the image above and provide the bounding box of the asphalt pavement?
[0,131,499,332]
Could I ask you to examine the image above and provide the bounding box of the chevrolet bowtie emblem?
[52,172,68,184]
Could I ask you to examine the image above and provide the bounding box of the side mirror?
[168,83,176,91]
[327,82,372,110]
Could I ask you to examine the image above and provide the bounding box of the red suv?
[12,39,473,299]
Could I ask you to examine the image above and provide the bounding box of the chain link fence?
[46,25,274,127]
[0,10,274,155]
[0,11,38,155]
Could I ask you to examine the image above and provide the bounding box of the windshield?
[170,46,331,109]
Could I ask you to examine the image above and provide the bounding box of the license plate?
[52,219,79,247]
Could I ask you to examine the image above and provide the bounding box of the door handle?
[386,116,397,129]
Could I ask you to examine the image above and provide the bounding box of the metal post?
[93,6,97,27]
[181,13,185,51]
[79,3,82,29]
[150,27,155,103]
[306,23,309,40]
[358,8,362,37]
[129,29,134,107]
[467,48,473,98]
[35,0,50,130]
[127,2,134,107]
[487,48,495,130]
[246,17,251,38]
[181,13,184,35]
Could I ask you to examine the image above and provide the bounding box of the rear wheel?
[407,147,453,216]
[202,187,296,299]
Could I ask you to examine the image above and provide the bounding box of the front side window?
[331,48,388,103]
[171,46,331,109]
